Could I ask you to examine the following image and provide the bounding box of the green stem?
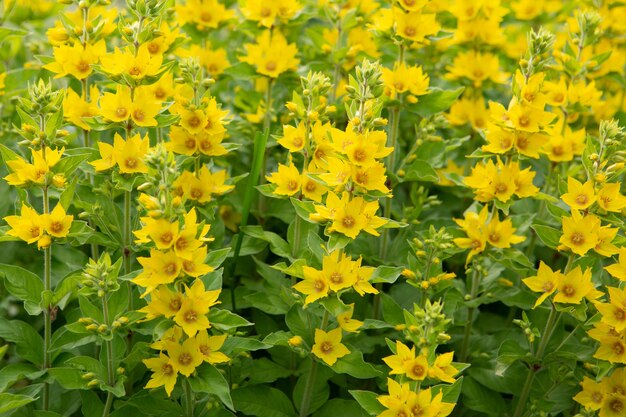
[460,267,480,362]
[123,190,132,275]
[101,294,115,417]
[512,303,558,417]
[183,378,194,417]
[373,106,401,320]
[230,130,270,311]
[299,311,329,417]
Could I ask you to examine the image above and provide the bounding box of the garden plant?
[0,0,626,416]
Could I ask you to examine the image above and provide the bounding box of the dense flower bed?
[0,0,625,416]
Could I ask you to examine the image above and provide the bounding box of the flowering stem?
[373,106,401,319]
[460,267,480,362]
[513,302,559,417]
[183,378,194,417]
[101,294,115,417]
[41,111,52,411]
[123,190,132,276]
[299,311,328,417]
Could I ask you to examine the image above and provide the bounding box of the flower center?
[265,61,277,71]
[133,110,145,121]
[570,232,584,245]
[610,398,624,412]
[128,66,142,76]
[542,281,554,292]
[50,221,63,233]
[342,215,354,228]
[162,363,174,375]
[320,341,333,354]
[184,310,197,323]
[125,158,138,169]
[404,26,416,37]
[186,138,197,149]
[169,298,181,311]
[518,116,530,127]
[178,353,192,366]
[116,107,128,118]
[561,284,575,297]
[575,194,588,205]
[187,116,201,128]
[329,272,342,284]
[164,262,177,275]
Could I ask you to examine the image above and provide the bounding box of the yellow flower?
[330,195,368,239]
[195,331,229,364]
[133,250,182,295]
[240,30,299,78]
[175,0,234,30]
[64,86,100,131]
[588,322,626,364]
[4,204,44,245]
[177,45,230,76]
[180,108,208,134]
[42,203,73,238]
[166,337,203,376]
[143,353,178,396]
[294,265,330,305]
[100,45,163,80]
[542,78,568,107]
[553,267,599,305]
[595,226,620,257]
[43,40,106,80]
[573,376,606,411]
[301,172,328,203]
[322,250,357,292]
[485,214,526,249]
[112,133,150,174]
[559,210,600,256]
[311,327,350,366]
[353,258,378,296]
[174,280,220,337]
[176,168,234,203]
[403,354,429,381]
[393,7,440,44]
[100,85,133,123]
[5,147,64,186]
[429,352,457,383]
[267,163,301,196]
[605,248,626,281]
[446,50,506,87]
[337,304,363,333]
[90,142,115,172]
[137,218,179,249]
[383,341,415,375]
[181,246,214,277]
[352,162,390,194]
[382,63,429,100]
[130,87,162,127]
[278,122,306,152]
[506,100,556,133]
[139,285,183,319]
[561,177,597,210]
[597,183,626,212]
[595,287,626,331]
[522,261,561,308]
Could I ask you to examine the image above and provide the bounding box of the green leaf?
[189,364,234,411]
[293,370,329,414]
[241,225,291,259]
[461,377,507,415]
[232,385,297,417]
[0,320,44,365]
[495,340,528,376]
[332,351,383,379]
[54,153,91,178]
[0,27,28,43]
[371,266,403,284]
[291,198,317,223]
[210,309,254,331]
[407,87,465,117]
[349,390,386,416]
[530,224,561,249]
[207,247,231,268]
[0,393,37,413]
[48,367,88,390]
[0,363,42,392]
[313,399,366,417]
[0,263,43,315]
[402,159,439,182]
